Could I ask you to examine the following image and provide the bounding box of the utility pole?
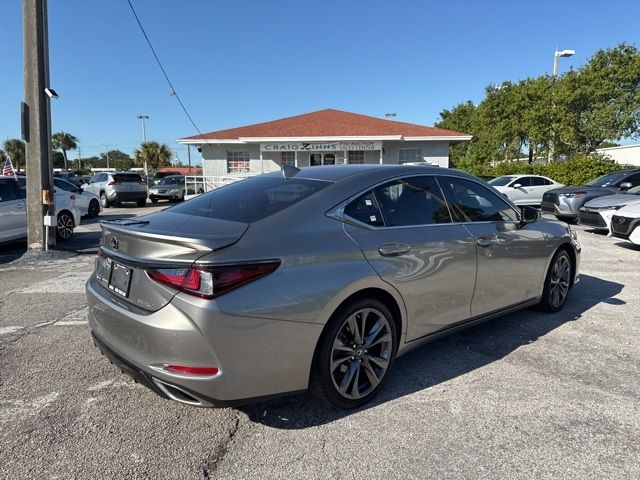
[137,115,149,176]
[77,146,82,171]
[187,144,191,174]
[23,0,55,250]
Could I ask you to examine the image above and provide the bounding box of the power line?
[125,0,210,144]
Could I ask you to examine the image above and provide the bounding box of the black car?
[541,168,640,222]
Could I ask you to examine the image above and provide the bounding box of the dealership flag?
[2,158,16,177]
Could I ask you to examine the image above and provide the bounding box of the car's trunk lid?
[95,212,249,311]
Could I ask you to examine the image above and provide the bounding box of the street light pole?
[137,115,149,176]
[548,49,575,163]
[98,143,114,170]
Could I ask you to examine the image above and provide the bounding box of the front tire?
[310,299,397,409]
[56,211,74,241]
[539,249,572,312]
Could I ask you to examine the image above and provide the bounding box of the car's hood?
[584,194,640,209]
[617,201,640,217]
[546,185,615,195]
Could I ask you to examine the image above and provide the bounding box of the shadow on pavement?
[238,273,624,429]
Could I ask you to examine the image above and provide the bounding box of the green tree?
[52,132,79,171]
[2,139,25,172]
[134,141,172,171]
[556,44,640,154]
[101,150,134,171]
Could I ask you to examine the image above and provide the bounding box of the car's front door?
[508,176,534,205]
[438,176,548,317]
[527,176,552,204]
[0,179,27,242]
[343,175,477,341]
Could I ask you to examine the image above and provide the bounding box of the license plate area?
[108,262,133,297]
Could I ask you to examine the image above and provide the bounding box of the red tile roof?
[180,109,469,141]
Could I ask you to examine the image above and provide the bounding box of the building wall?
[200,140,452,174]
[597,144,640,167]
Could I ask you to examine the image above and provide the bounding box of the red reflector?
[166,365,218,376]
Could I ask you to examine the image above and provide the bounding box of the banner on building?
[260,141,382,152]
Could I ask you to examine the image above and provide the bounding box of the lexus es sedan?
[87,165,581,409]
[541,168,640,222]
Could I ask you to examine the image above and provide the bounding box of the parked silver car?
[82,172,148,208]
[87,165,581,409]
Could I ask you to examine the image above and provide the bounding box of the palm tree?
[2,139,25,172]
[134,141,172,171]
[52,132,79,171]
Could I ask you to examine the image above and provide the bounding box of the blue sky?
[1,0,639,165]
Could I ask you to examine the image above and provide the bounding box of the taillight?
[147,262,280,298]
[107,180,117,186]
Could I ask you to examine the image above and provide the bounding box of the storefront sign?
[260,141,382,152]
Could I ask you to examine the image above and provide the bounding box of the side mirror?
[520,206,540,224]
[619,182,632,190]
[512,183,522,189]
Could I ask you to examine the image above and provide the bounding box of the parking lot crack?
[202,413,241,478]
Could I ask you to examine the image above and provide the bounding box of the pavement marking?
[55,320,88,326]
[0,326,23,336]
[87,379,136,392]
[0,392,60,423]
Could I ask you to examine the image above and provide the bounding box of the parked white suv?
[54,177,102,218]
[489,175,563,205]
[0,175,82,243]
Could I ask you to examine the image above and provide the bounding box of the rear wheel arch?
[312,287,404,369]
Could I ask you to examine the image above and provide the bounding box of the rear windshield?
[114,173,142,183]
[170,176,330,223]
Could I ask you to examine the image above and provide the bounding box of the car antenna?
[281,164,301,180]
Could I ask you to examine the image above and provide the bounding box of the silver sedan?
[86,165,581,409]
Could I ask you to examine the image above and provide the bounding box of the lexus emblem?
[110,236,119,250]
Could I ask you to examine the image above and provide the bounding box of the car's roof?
[263,164,464,183]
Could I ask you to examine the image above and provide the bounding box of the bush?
[456,153,628,186]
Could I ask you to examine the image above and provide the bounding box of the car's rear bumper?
[149,192,182,200]
[107,191,147,202]
[86,275,322,406]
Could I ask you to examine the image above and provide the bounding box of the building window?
[281,152,295,166]
[399,148,423,164]
[227,151,250,173]
[348,151,365,164]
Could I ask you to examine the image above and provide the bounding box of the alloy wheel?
[57,213,74,240]
[549,254,571,309]
[330,308,393,400]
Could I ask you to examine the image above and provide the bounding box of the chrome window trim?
[330,172,522,231]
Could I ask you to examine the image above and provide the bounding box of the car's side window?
[439,176,519,223]
[372,176,452,226]
[344,191,384,227]
[515,177,532,187]
[0,179,18,203]
[624,173,640,187]
[89,175,98,183]
[54,179,76,192]
[530,177,546,186]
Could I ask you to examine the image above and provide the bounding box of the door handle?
[475,236,497,248]
[378,243,411,257]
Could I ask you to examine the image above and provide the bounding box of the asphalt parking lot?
[0,211,638,479]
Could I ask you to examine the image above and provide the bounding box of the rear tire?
[100,192,110,208]
[310,298,397,409]
[539,249,573,312]
[56,211,74,241]
[150,198,158,204]
[137,199,146,207]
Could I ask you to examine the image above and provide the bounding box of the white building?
[178,109,471,177]
[596,144,640,166]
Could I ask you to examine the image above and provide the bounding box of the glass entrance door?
[310,153,322,166]
[310,153,336,166]
[323,153,335,165]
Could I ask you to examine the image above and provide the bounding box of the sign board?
[260,141,382,152]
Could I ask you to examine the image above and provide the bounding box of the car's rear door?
[438,175,548,317]
[0,179,26,242]
[343,175,477,341]
[528,176,551,204]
